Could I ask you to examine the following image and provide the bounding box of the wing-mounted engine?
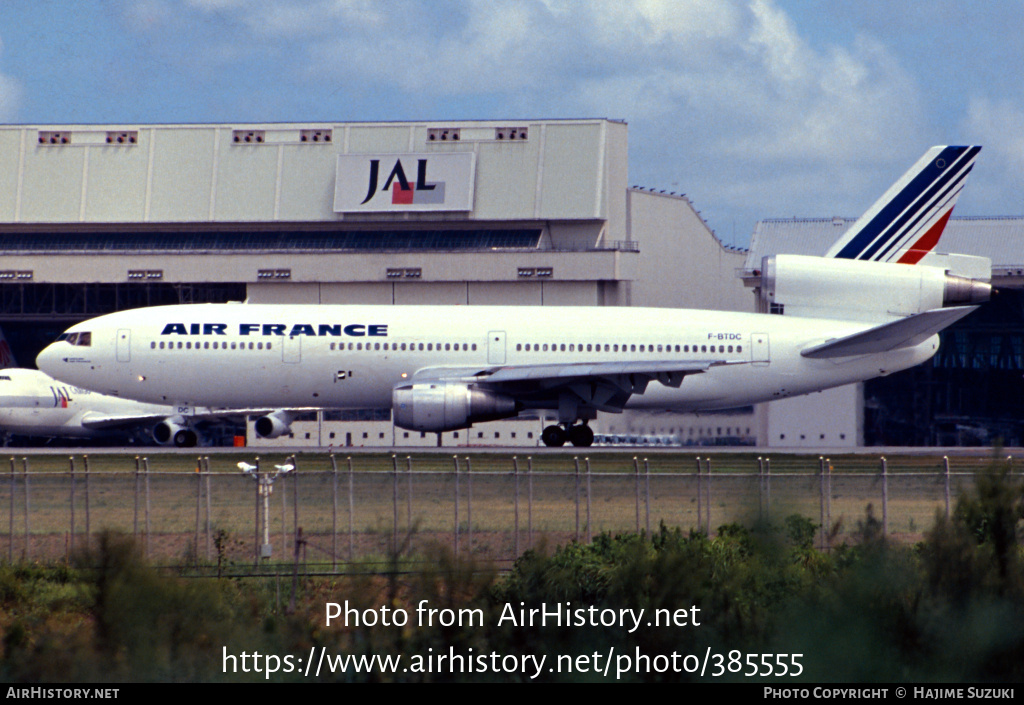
[153,416,199,447]
[254,410,297,439]
[757,254,990,322]
[393,382,518,432]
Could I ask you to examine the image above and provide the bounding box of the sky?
[0,0,1021,247]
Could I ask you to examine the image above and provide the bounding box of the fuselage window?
[204,341,210,349]
[186,342,191,349]
[374,342,380,350]
[630,344,636,352]
[639,345,645,353]
[472,343,477,351]
[330,343,335,351]
[727,345,733,353]
[150,342,156,349]
[159,341,165,349]
[701,345,707,353]
[258,342,263,350]
[542,343,549,352]
[231,342,237,350]
[178,342,183,349]
[267,342,272,350]
[737,345,743,353]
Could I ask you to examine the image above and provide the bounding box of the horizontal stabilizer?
[800,306,977,359]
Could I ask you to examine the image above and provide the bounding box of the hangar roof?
[745,216,1024,271]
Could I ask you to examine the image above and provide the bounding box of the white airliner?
[0,366,303,447]
[37,146,991,447]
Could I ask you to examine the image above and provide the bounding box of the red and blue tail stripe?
[826,146,981,263]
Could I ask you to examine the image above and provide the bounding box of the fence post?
[133,456,140,539]
[695,457,703,533]
[881,456,888,537]
[68,457,75,556]
[706,457,713,535]
[205,457,212,562]
[194,456,202,567]
[21,458,29,561]
[574,457,581,541]
[347,456,354,561]
[83,455,90,551]
[465,456,472,554]
[8,457,14,562]
[826,457,832,547]
[512,456,520,559]
[527,456,534,548]
[453,455,460,556]
[757,456,764,520]
[254,457,261,568]
[330,454,338,573]
[143,457,151,559]
[585,457,592,544]
[391,454,399,554]
[632,457,641,533]
[644,458,651,536]
[406,456,413,530]
[943,455,951,519]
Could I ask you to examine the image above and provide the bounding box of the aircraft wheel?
[174,429,198,448]
[567,424,594,447]
[541,425,567,447]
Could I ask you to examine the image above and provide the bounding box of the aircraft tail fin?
[825,146,981,263]
[0,326,17,368]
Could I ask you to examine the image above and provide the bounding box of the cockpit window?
[60,331,92,347]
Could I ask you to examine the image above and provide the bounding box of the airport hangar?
[0,119,756,448]
[2,120,1015,449]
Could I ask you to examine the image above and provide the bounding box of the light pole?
[239,459,293,559]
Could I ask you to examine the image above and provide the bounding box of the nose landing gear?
[541,423,594,447]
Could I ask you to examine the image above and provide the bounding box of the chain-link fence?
[0,453,1000,573]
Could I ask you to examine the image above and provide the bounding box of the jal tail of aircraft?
[0,326,17,369]
[35,145,992,447]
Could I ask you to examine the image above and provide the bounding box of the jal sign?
[334,153,476,213]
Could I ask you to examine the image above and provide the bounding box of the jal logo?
[361,158,444,206]
[334,152,475,213]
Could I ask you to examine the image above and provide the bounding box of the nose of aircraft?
[35,342,62,377]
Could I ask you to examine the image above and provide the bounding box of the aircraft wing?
[800,306,978,359]
[78,407,319,431]
[410,358,745,413]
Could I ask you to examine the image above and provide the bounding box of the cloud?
[962,98,1024,214]
[109,0,932,239]
[0,35,22,121]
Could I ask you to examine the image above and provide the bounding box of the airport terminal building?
[0,119,751,447]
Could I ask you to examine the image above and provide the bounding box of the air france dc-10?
[38,147,991,447]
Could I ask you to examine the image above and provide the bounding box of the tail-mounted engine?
[393,382,518,432]
[757,254,991,322]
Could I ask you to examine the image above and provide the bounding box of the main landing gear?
[541,423,594,447]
